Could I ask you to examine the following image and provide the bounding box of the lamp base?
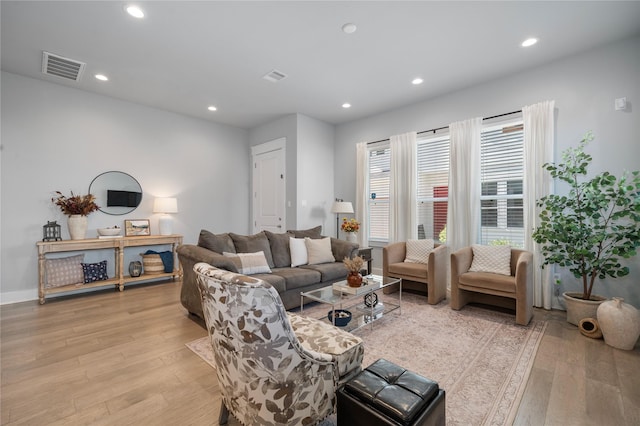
[158,215,173,236]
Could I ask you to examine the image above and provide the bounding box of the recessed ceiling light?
[207,106,217,112]
[521,38,538,47]
[412,78,424,85]
[342,23,357,34]
[126,5,145,19]
[95,74,108,81]
[342,103,351,109]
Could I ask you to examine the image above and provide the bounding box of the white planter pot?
[597,297,640,350]
[67,215,88,240]
[563,292,607,326]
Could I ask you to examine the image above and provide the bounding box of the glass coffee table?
[300,275,402,332]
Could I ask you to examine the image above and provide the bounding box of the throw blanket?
[144,250,173,273]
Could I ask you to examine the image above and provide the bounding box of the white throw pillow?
[289,237,308,267]
[468,245,511,276]
[305,237,335,265]
[404,239,434,264]
[223,251,272,275]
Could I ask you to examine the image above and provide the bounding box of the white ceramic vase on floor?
[67,214,87,240]
[597,297,640,350]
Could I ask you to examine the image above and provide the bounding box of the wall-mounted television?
[107,190,142,208]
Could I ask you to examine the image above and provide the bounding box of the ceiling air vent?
[263,69,287,83]
[42,51,86,82]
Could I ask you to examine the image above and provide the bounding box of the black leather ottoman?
[337,358,445,426]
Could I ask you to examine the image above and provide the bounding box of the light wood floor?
[1,281,638,425]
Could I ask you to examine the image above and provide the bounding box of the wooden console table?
[36,234,183,304]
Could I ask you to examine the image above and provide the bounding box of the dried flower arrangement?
[341,218,360,233]
[52,191,100,216]
[343,255,364,273]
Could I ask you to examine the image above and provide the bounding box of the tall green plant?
[532,132,640,300]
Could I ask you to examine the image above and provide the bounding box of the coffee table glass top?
[301,275,400,304]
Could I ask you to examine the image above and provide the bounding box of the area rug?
[186,292,546,426]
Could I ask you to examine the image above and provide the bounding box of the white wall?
[296,114,335,234]
[335,36,640,308]
[1,72,249,303]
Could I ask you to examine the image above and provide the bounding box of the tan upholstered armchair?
[382,242,447,305]
[450,246,533,325]
[194,262,364,426]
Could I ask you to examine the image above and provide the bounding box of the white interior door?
[252,138,286,233]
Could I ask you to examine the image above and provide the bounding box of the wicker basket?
[141,253,164,275]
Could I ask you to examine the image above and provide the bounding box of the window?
[368,146,390,242]
[417,135,450,241]
[479,122,524,247]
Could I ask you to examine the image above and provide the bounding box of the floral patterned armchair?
[194,262,364,426]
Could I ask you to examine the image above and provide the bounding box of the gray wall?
[335,36,640,308]
[1,72,249,303]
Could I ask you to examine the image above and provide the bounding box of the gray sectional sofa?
[177,226,359,319]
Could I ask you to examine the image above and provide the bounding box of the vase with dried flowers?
[52,191,100,240]
[343,255,365,287]
[341,218,360,243]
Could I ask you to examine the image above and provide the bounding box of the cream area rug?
[186,292,546,426]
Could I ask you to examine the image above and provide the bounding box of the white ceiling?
[2,1,640,129]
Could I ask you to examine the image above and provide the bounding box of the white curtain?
[389,132,417,242]
[447,118,482,252]
[355,142,369,248]
[523,100,555,309]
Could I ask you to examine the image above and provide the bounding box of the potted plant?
[341,218,360,243]
[52,191,100,240]
[532,132,640,325]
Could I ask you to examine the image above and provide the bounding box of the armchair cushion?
[404,239,434,264]
[288,312,364,380]
[387,261,429,280]
[468,244,511,276]
[459,271,516,294]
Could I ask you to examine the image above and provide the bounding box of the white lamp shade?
[331,201,354,214]
[153,197,178,214]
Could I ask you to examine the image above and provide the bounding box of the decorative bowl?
[97,227,121,236]
[328,309,352,327]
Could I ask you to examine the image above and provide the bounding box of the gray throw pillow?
[264,231,292,268]
[287,225,323,239]
[229,232,275,268]
[198,230,236,254]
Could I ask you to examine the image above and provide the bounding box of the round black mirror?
[89,171,142,215]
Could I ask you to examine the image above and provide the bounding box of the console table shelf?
[37,234,183,304]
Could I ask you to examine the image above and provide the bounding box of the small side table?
[358,247,372,275]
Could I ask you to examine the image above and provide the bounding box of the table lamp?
[331,199,354,239]
[153,197,178,235]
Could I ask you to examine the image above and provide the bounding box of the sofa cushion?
[272,267,321,291]
[229,232,275,268]
[198,229,236,254]
[468,244,511,276]
[290,237,308,267]
[459,271,516,293]
[404,239,434,264]
[223,251,272,275]
[264,230,291,268]
[288,312,364,380]
[301,262,347,282]
[388,262,429,280]
[287,226,323,239]
[251,272,286,294]
[305,237,335,265]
